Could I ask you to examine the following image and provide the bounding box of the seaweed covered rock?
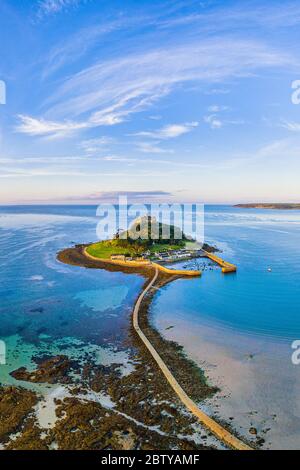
[0,386,38,444]
[10,355,77,384]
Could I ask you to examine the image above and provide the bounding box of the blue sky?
[1,0,300,204]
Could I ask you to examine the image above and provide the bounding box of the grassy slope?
[86,242,138,259]
[85,240,196,259]
[149,243,184,253]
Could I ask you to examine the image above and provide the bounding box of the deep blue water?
[0,205,300,386]
[153,205,300,340]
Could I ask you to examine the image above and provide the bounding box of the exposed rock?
[0,386,38,444]
[10,355,77,384]
[249,427,258,435]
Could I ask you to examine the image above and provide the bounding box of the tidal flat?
[0,243,225,450]
[1,205,300,450]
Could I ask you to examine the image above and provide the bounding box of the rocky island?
[55,217,248,450]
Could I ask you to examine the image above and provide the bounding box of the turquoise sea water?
[0,204,300,388]
[0,206,143,385]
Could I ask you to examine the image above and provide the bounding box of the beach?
[154,316,300,449]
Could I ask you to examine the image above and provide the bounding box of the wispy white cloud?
[207,105,230,113]
[42,19,127,78]
[204,104,243,129]
[80,137,114,155]
[158,2,300,31]
[12,190,175,204]
[0,165,171,178]
[219,136,300,168]
[17,37,293,139]
[69,190,173,201]
[102,155,212,168]
[204,114,223,129]
[148,115,162,121]
[254,137,300,159]
[36,0,82,19]
[205,88,230,95]
[16,114,87,138]
[3,135,299,183]
[135,142,174,154]
[280,120,300,132]
[133,122,199,140]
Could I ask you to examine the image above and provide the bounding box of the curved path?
[133,267,252,451]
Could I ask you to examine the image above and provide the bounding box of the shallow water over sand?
[0,207,143,387]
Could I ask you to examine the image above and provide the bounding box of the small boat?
[267,267,272,272]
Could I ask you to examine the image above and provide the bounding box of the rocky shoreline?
[0,244,235,450]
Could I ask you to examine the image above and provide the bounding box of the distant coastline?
[235,203,300,210]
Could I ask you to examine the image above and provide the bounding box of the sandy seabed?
[155,316,300,450]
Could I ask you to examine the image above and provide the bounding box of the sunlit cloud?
[17,38,293,139]
[16,115,87,138]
